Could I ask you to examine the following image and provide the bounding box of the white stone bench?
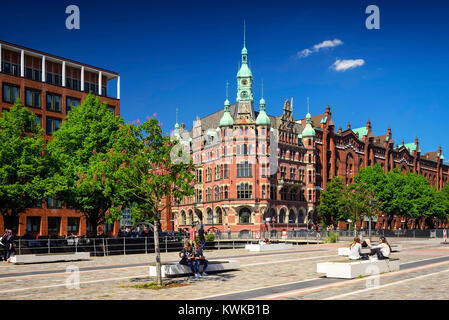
[10,252,90,264]
[148,260,240,278]
[317,258,400,279]
[245,243,293,252]
[338,245,402,256]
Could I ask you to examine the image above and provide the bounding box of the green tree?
[47,94,125,236]
[105,117,195,285]
[0,101,51,231]
[342,182,379,236]
[317,176,346,229]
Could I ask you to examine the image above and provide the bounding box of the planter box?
[10,252,90,264]
[148,260,240,278]
[317,258,400,279]
[244,243,293,252]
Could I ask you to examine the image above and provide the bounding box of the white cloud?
[331,59,365,71]
[295,38,343,59]
[296,48,313,59]
[313,39,343,51]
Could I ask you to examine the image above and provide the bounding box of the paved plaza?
[1,238,449,300]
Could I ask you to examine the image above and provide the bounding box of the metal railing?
[7,228,447,256]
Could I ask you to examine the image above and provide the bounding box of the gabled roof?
[373,135,388,147]
[352,127,368,141]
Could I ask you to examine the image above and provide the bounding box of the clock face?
[242,79,247,86]
[240,91,248,98]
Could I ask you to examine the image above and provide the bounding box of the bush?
[206,233,215,241]
[327,232,339,243]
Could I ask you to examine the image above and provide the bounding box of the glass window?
[66,97,80,113]
[2,84,20,104]
[239,208,251,224]
[46,93,61,112]
[25,88,41,108]
[48,217,61,233]
[26,217,41,233]
[3,62,10,74]
[67,217,80,234]
[46,117,61,135]
[47,197,62,209]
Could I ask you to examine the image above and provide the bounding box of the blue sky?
[1,0,448,157]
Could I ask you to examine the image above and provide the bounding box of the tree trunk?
[153,214,162,286]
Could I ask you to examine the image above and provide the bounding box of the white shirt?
[349,243,362,260]
[371,243,391,258]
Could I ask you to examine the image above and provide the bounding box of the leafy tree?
[0,101,52,232]
[342,182,378,236]
[104,117,195,285]
[47,94,125,236]
[317,176,346,229]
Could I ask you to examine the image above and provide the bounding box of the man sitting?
[194,241,208,276]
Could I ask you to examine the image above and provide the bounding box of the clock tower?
[236,21,255,121]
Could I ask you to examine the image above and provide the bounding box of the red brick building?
[167,39,448,234]
[0,40,121,237]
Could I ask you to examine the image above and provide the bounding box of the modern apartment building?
[0,40,121,237]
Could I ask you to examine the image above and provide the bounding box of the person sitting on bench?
[179,241,200,277]
[349,236,369,260]
[194,241,208,276]
[368,236,391,260]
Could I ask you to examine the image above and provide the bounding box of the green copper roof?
[302,112,315,137]
[320,116,328,124]
[404,142,419,153]
[438,152,445,160]
[352,127,368,140]
[220,110,234,126]
[237,63,252,77]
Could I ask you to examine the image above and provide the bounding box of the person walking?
[3,230,15,263]
[198,224,206,245]
[227,225,231,239]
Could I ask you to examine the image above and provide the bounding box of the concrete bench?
[10,252,90,264]
[338,245,402,256]
[317,258,400,279]
[148,260,240,278]
[245,243,293,252]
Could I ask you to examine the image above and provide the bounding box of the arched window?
[217,208,223,224]
[181,211,186,225]
[224,186,228,199]
[279,208,286,223]
[215,186,220,200]
[206,208,213,224]
[288,209,296,223]
[239,208,251,224]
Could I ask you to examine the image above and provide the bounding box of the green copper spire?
[256,80,270,125]
[173,107,180,137]
[220,81,234,127]
[302,97,316,137]
[237,20,253,102]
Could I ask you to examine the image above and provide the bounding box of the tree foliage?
[47,94,125,236]
[0,101,55,230]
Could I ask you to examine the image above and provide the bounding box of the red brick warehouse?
[166,35,449,234]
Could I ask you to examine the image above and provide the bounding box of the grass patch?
[122,281,190,290]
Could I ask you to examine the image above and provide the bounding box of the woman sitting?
[348,236,368,260]
[368,236,392,260]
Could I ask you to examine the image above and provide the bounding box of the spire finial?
[243,20,246,48]
[226,80,229,100]
[176,107,179,124]
[307,97,310,114]
[261,79,264,99]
